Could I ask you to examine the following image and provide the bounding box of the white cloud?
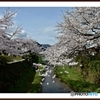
[29,26,57,45]
[21,29,25,33]
[14,29,29,39]
[44,27,55,33]
[13,13,17,18]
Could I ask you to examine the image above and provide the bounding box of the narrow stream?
[41,66,73,93]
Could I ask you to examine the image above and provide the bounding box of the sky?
[0,7,72,45]
[1,2,100,99]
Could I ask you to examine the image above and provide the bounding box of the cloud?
[29,27,57,45]
[14,29,28,39]
[21,29,25,33]
[44,27,55,33]
[13,13,17,18]
[26,26,57,45]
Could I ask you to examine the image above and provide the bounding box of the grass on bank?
[28,66,43,93]
[54,66,100,92]
[9,66,43,93]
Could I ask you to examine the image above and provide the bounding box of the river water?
[41,66,73,93]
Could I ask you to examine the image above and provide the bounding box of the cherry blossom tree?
[0,8,22,39]
[56,7,100,57]
[0,8,44,56]
[42,7,100,65]
[0,8,23,55]
[16,38,45,55]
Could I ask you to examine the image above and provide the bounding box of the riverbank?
[9,65,43,93]
[54,66,100,92]
[0,53,45,93]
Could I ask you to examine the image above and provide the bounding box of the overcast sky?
[0,7,72,45]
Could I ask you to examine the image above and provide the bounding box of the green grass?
[28,70,42,93]
[28,66,43,93]
[0,55,13,66]
[12,56,23,61]
[74,54,100,85]
[9,66,43,93]
[54,66,100,92]
[22,53,44,64]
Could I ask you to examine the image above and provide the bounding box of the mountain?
[41,44,51,48]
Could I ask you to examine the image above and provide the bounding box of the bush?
[74,54,100,85]
[38,56,45,64]
[22,53,44,64]
[0,55,13,66]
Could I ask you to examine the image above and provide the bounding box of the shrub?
[0,55,13,66]
[22,53,44,64]
[74,54,100,85]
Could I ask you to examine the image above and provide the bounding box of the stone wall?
[0,59,33,92]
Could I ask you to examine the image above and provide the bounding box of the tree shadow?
[7,69,36,93]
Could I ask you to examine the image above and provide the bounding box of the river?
[41,66,73,93]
